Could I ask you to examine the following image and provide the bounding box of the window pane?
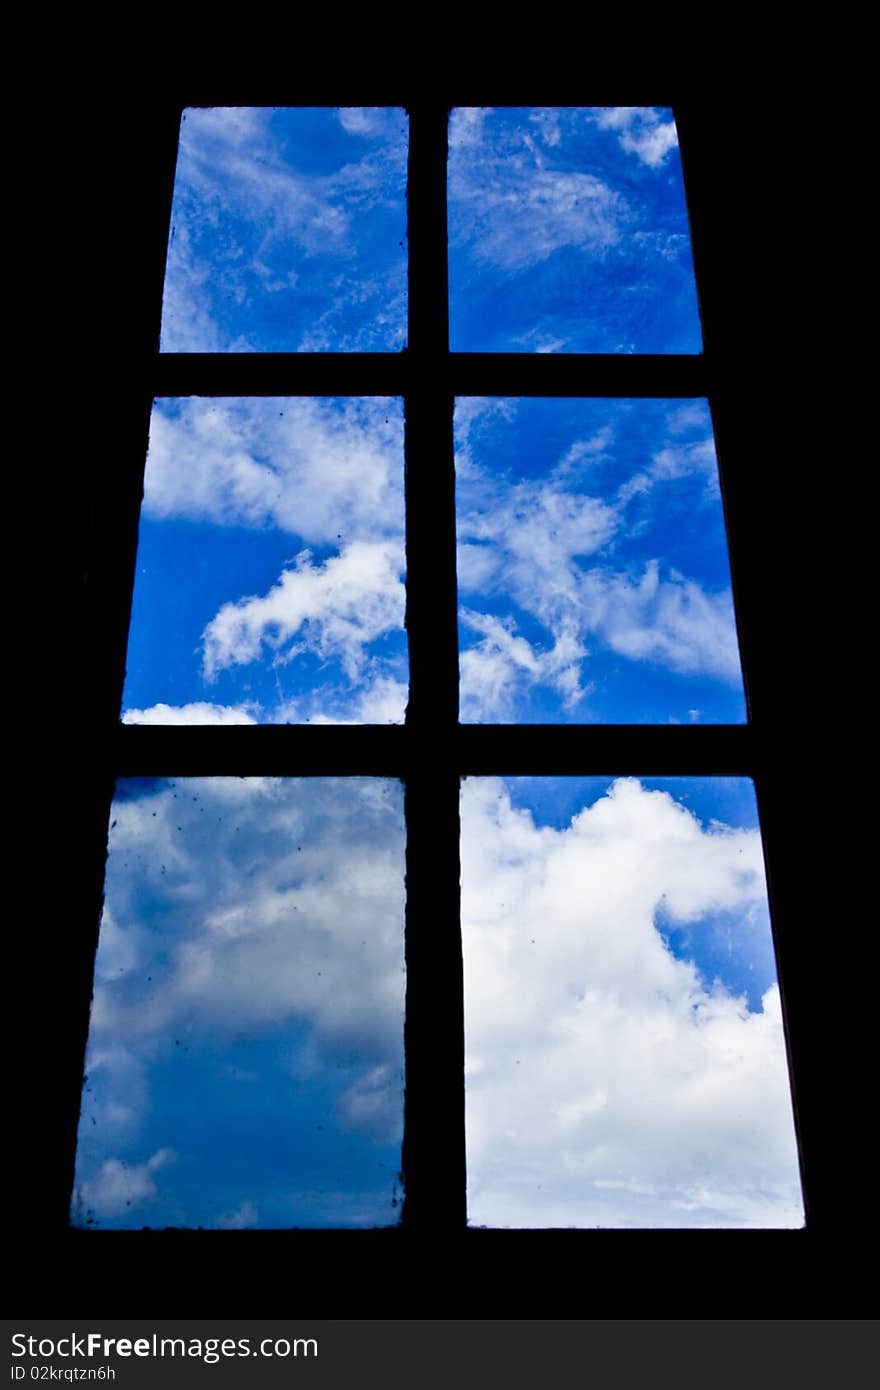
[456,398,745,723]
[122,397,407,726]
[161,107,407,352]
[73,777,406,1229]
[449,107,701,353]
[461,776,803,1228]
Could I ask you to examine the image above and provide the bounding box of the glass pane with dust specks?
[461,775,804,1229]
[456,397,745,725]
[72,777,406,1230]
[448,106,702,354]
[161,106,407,353]
[121,396,407,727]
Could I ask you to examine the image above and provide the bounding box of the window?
[22,72,841,1314]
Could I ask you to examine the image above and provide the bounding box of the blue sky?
[124,106,736,729]
[123,396,409,726]
[75,108,799,1229]
[456,396,745,723]
[448,106,702,353]
[124,391,744,727]
[162,107,407,352]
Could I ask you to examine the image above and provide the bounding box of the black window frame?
[19,69,848,1316]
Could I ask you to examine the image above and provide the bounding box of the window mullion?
[401,102,466,1231]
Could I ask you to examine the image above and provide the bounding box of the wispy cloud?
[456,399,741,719]
[162,106,407,352]
[449,110,622,272]
[201,540,405,684]
[448,107,701,353]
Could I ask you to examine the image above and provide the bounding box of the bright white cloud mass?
[461,778,803,1228]
[73,777,407,1229]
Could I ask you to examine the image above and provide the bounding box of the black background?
[13,30,861,1318]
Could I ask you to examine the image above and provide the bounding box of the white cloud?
[449,110,623,271]
[89,777,406,1076]
[162,106,407,352]
[122,702,258,726]
[456,400,739,715]
[78,1148,175,1219]
[617,430,720,503]
[459,610,588,720]
[453,165,622,271]
[579,561,741,682]
[461,778,803,1228]
[304,673,408,726]
[201,539,405,682]
[337,107,385,137]
[143,396,404,546]
[449,108,488,150]
[338,1064,402,1140]
[596,107,679,168]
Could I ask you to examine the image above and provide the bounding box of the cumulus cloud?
[201,540,405,683]
[131,396,408,725]
[461,778,803,1228]
[144,397,404,546]
[122,702,258,726]
[596,107,680,168]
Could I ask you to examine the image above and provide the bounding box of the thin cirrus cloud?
[121,396,408,727]
[73,777,407,1229]
[161,106,408,353]
[456,397,746,724]
[448,107,702,353]
[461,776,803,1228]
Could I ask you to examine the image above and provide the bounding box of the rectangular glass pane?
[73,777,406,1229]
[449,107,701,353]
[123,397,407,726]
[161,107,407,352]
[456,398,745,723]
[462,776,804,1228]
